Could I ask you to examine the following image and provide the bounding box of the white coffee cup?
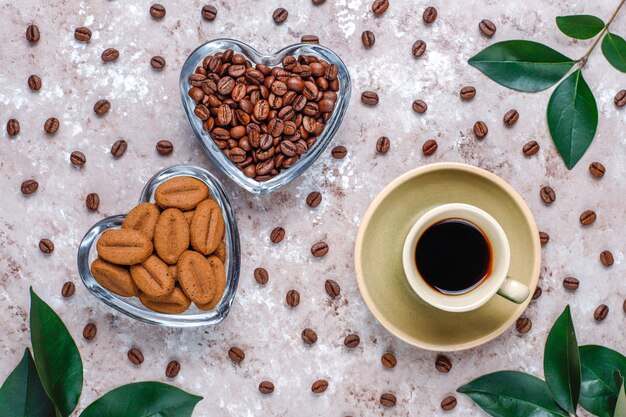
[402,203,530,312]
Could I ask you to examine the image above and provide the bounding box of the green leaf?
[468,40,576,92]
[615,372,626,417]
[79,382,202,417]
[556,15,605,40]
[0,349,56,417]
[579,345,626,417]
[543,305,581,414]
[602,32,626,72]
[29,288,83,417]
[458,371,569,417]
[547,69,598,169]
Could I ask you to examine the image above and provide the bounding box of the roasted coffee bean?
[422,139,438,156]
[101,48,119,62]
[580,210,596,225]
[423,6,438,23]
[473,121,488,139]
[344,334,360,348]
[532,286,542,300]
[412,99,427,113]
[381,353,397,368]
[228,346,245,363]
[111,139,127,157]
[26,24,40,43]
[156,140,174,155]
[539,231,549,246]
[460,86,476,100]
[286,289,300,307]
[312,379,328,393]
[441,396,457,411]
[302,328,318,345]
[128,348,144,365]
[201,5,218,21]
[28,74,42,91]
[589,162,605,178]
[74,26,92,42]
[412,40,427,57]
[150,3,166,18]
[301,35,319,44]
[362,30,375,47]
[540,186,556,205]
[376,136,390,154]
[380,393,396,407]
[259,381,274,394]
[600,250,614,267]
[594,304,609,321]
[254,267,269,285]
[61,281,75,298]
[615,90,626,107]
[86,193,100,211]
[623,299,626,314]
[39,239,54,254]
[270,227,285,244]
[372,0,389,14]
[435,355,452,373]
[516,316,532,333]
[361,91,379,106]
[94,99,111,115]
[311,241,329,257]
[273,7,288,23]
[503,109,519,126]
[150,56,166,70]
[7,119,20,136]
[313,0,326,4]
[165,360,181,378]
[479,19,497,37]
[70,151,86,167]
[523,140,540,156]
[563,277,579,290]
[83,323,97,340]
[21,180,38,195]
[306,191,322,208]
[325,279,340,298]
[44,117,59,134]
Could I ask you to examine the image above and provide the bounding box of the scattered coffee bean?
[435,355,452,373]
[423,6,438,23]
[473,121,488,139]
[516,316,532,333]
[623,299,626,314]
[331,146,347,159]
[61,281,75,298]
[532,286,542,300]
[94,99,111,115]
[101,48,119,62]
[86,193,100,211]
[26,24,40,43]
[156,140,173,155]
[111,139,128,157]
[594,304,609,321]
[312,379,328,393]
[311,241,329,257]
[28,75,42,91]
[540,186,556,205]
[313,0,326,4]
[376,136,390,154]
[273,7,288,23]
[259,381,274,394]
[166,360,181,378]
[523,141,540,157]
[412,40,427,57]
[441,396,457,411]
[286,289,300,307]
[615,90,626,107]
[579,210,596,225]
[503,109,519,126]
[539,231,549,246]
[21,180,38,195]
[270,227,285,244]
[302,328,318,345]
[306,191,322,208]
[127,348,144,365]
[380,393,396,407]
[201,5,218,21]
[83,323,97,340]
[150,56,166,70]
[254,267,269,285]
[228,346,245,363]
[563,277,579,290]
[479,19,497,37]
[44,117,60,134]
[422,139,438,156]
[362,30,375,47]
[74,26,92,42]
[70,151,86,167]
[7,118,21,136]
[325,279,340,298]
[600,250,614,267]
[39,239,54,254]
[372,0,389,15]
[589,162,605,178]
[460,86,476,100]
[412,99,427,113]
[150,3,166,18]
[344,334,360,348]
[301,35,319,44]
[381,352,397,368]
[361,91,379,106]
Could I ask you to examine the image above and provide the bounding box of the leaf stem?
[579,0,625,67]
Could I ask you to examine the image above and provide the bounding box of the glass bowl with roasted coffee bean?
[77,165,241,327]
[179,38,351,195]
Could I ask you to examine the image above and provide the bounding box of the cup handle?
[496,277,530,304]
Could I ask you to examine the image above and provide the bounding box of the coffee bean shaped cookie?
[191,199,225,255]
[196,255,227,311]
[214,241,227,264]
[154,176,209,211]
[122,202,160,240]
[130,255,175,297]
[177,250,216,304]
[97,228,153,265]
[183,210,195,225]
[139,287,191,314]
[90,258,138,297]
[154,208,190,264]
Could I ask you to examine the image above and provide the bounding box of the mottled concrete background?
[0,0,624,415]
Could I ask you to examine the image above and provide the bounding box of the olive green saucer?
[354,163,541,351]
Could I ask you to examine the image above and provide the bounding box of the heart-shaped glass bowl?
[179,38,352,195]
[77,165,241,327]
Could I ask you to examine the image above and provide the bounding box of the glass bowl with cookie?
[77,165,240,327]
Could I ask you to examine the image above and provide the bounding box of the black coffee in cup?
[414,218,492,295]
